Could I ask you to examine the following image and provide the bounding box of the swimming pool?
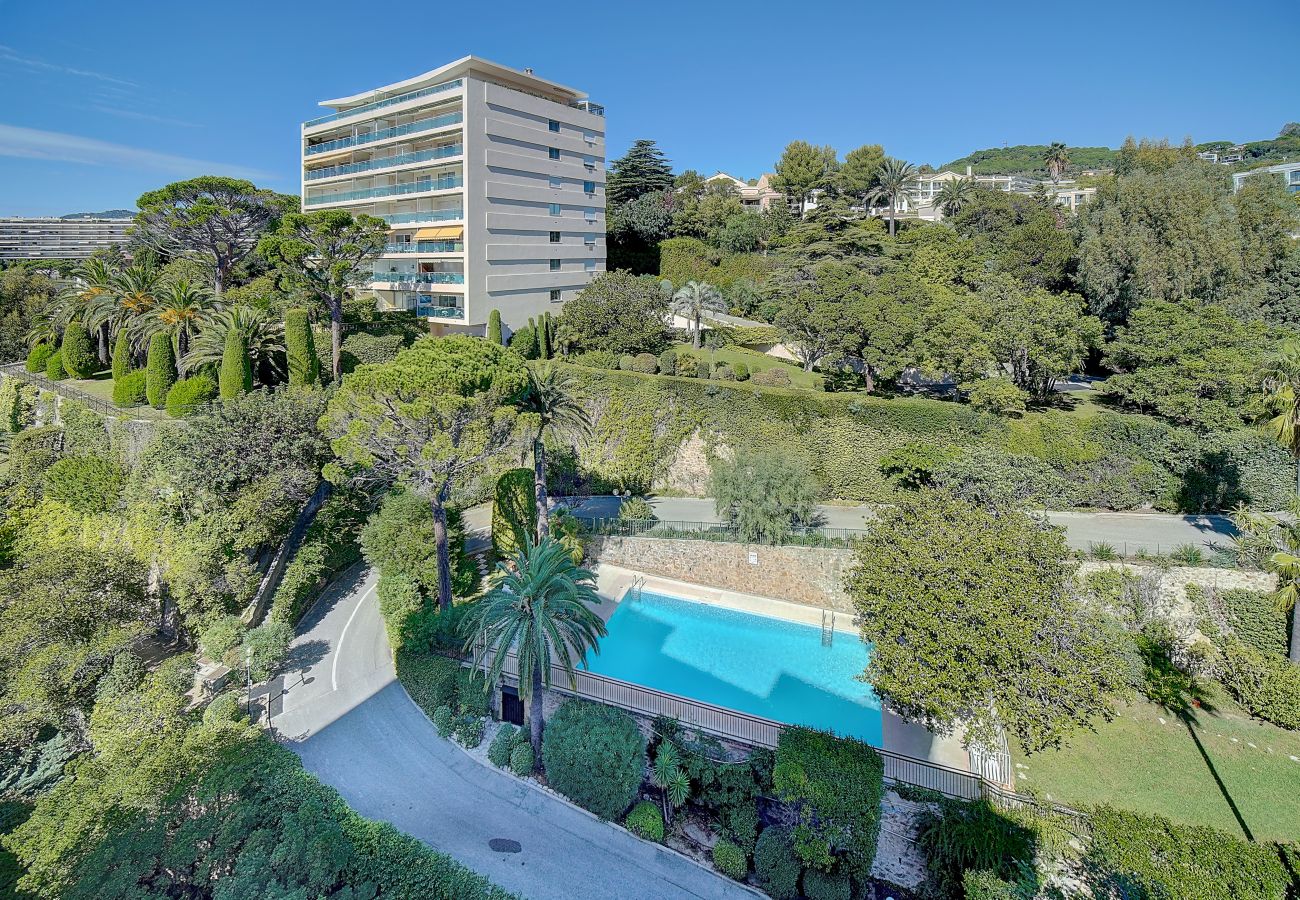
[582,589,882,745]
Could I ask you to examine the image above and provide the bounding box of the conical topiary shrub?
[145,332,177,408]
[60,319,97,379]
[218,328,252,400]
[285,308,320,388]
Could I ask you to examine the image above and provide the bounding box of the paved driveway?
[269,565,755,900]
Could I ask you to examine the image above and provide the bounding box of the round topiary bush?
[44,349,66,381]
[618,354,635,372]
[454,715,485,748]
[165,374,217,418]
[658,349,677,376]
[432,704,455,737]
[732,362,749,381]
[625,801,664,842]
[632,353,659,374]
[488,724,519,768]
[111,369,147,406]
[751,367,792,387]
[754,827,801,900]
[714,364,735,381]
[25,343,54,374]
[541,699,646,820]
[712,839,749,882]
[509,741,534,777]
[802,869,851,900]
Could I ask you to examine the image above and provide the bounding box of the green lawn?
[1014,685,1300,842]
[673,343,823,389]
[59,371,169,420]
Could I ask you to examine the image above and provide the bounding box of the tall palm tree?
[84,256,161,359]
[1232,502,1300,664]
[868,157,917,237]
[1044,142,1070,183]
[181,306,286,382]
[463,538,607,763]
[517,366,591,539]
[56,256,118,362]
[934,177,976,219]
[1257,340,1300,496]
[128,277,219,358]
[670,281,726,348]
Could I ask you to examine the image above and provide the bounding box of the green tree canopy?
[556,270,670,355]
[710,450,818,543]
[606,139,674,206]
[771,141,839,211]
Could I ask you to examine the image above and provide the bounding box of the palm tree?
[670,281,726,348]
[181,306,286,383]
[1232,502,1300,664]
[517,366,591,540]
[56,256,118,362]
[868,157,917,237]
[462,538,607,763]
[1044,142,1070,183]
[934,177,976,219]
[83,256,161,360]
[1257,341,1300,496]
[129,277,219,359]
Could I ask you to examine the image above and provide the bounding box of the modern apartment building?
[1232,160,1300,194]
[0,215,133,261]
[301,56,606,335]
[887,167,1096,221]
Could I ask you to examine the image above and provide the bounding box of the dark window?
[548,119,560,132]
[549,231,561,243]
[550,258,561,271]
[548,147,561,160]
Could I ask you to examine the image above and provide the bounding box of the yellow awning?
[413,225,463,240]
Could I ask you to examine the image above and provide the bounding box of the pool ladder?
[630,576,645,603]
[821,609,835,647]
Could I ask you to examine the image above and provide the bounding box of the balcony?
[305,144,463,181]
[418,303,466,319]
[304,78,463,128]
[379,209,463,225]
[306,111,463,156]
[372,271,465,285]
[383,241,463,253]
[305,175,463,207]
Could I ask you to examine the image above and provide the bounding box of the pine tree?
[771,141,839,211]
[145,332,177,408]
[111,329,131,381]
[285,308,320,388]
[219,328,252,400]
[606,139,674,205]
[488,309,503,345]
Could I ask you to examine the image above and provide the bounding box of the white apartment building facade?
[0,216,133,261]
[1232,160,1300,194]
[886,167,1096,221]
[301,56,606,335]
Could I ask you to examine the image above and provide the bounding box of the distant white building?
[702,172,792,212]
[1232,160,1300,194]
[0,215,132,260]
[880,166,1096,221]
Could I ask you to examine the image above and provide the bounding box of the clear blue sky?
[1,0,1295,216]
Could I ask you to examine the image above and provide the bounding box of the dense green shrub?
[802,869,851,900]
[1219,589,1289,656]
[491,467,537,560]
[433,705,454,737]
[0,376,31,432]
[25,342,54,374]
[219,328,251,399]
[714,364,735,381]
[43,455,124,513]
[396,652,462,720]
[541,700,646,820]
[966,376,1029,417]
[1087,805,1292,900]
[453,714,484,748]
[618,354,635,372]
[340,332,405,373]
[110,329,130,381]
[110,369,145,405]
[754,827,801,900]
[510,324,538,360]
[9,425,62,486]
[695,359,711,379]
[165,374,217,417]
[201,691,245,726]
[509,742,534,777]
[657,349,677,375]
[712,839,749,881]
[267,493,365,625]
[59,320,96,379]
[963,869,1022,900]
[241,619,293,681]
[144,332,177,408]
[455,668,490,717]
[624,801,664,842]
[572,349,618,369]
[915,799,1036,898]
[750,366,792,387]
[772,727,883,884]
[285,308,320,387]
[44,349,65,381]
[487,309,502,345]
[1217,637,1300,729]
[732,362,749,381]
[880,441,955,489]
[632,352,658,374]
[487,724,520,768]
[618,496,655,521]
[199,615,246,663]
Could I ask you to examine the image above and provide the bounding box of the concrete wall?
[585,535,856,612]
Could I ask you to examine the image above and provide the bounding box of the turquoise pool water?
[582,590,882,745]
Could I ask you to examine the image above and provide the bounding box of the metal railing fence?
[576,515,869,547]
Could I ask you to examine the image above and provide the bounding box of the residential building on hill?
[1232,160,1300,194]
[878,166,1095,222]
[0,215,132,260]
[301,56,606,335]
[702,172,789,212]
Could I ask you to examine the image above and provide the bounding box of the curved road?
[267,565,754,900]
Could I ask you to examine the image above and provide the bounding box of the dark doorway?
[501,686,524,726]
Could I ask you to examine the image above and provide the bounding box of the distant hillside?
[1196,128,1300,168]
[60,209,134,220]
[939,145,1117,177]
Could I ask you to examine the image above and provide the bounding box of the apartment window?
[549,175,562,189]
[548,147,561,160]
[584,259,596,272]
[583,180,596,194]
[583,156,596,169]
[549,231,561,243]
[549,258,561,271]
[548,119,560,132]
[548,203,562,216]
[550,289,562,302]
[584,233,596,246]
[584,207,597,222]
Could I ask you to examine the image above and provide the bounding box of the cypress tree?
[145,332,177,408]
[538,312,551,360]
[111,329,131,381]
[487,309,503,345]
[285,308,320,388]
[526,318,539,360]
[60,319,97,379]
[218,328,252,400]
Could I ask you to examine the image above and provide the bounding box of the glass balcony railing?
[305,144,463,181]
[305,79,464,128]
[372,271,465,284]
[305,175,463,206]
[418,304,466,319]
[306,112,463,155]
[383,241,464,253]
[379,209,463,225]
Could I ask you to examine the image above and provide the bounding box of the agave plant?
[181,306,285,381]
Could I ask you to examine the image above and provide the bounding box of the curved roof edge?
[319,55,587,110]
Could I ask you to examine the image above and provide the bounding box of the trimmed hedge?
[219,328,251,399]
[754,826,801,900]
[145,332,177,408]
[340,332,405,373]
[44,349,65,381]
[399,653,463,720]
[111,369,147,406]
[488,309,503,345]
[165,375,216,418]
[540,700,645,821]
[110,329,130,381]
[25,342,54,374]
[802,869,851,900]
[60,320,97,379]
[1217,637,1300,729]
[625,801,664,842]
[1219,589,1289,657]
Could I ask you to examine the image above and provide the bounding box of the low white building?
[702,172,789,212]
[880,166,1096,221]
[1232,160,1300,194]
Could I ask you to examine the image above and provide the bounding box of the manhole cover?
[489,838,522,853]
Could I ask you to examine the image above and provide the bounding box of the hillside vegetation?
[940,144,1118,176]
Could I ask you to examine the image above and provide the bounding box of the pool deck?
[590,562,972,774]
